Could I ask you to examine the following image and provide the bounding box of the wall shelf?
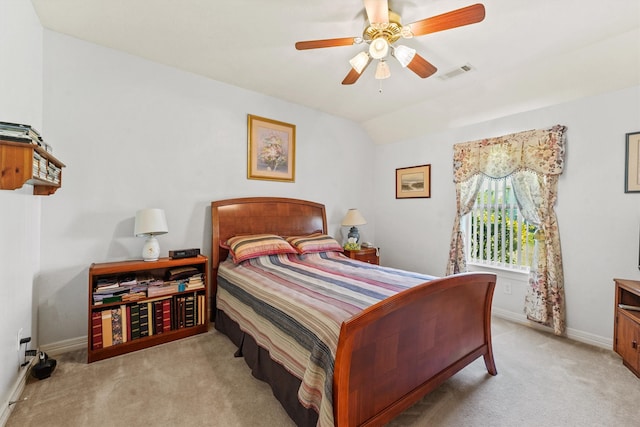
[0,138,65,195]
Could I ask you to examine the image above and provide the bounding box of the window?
[465,177,536,271]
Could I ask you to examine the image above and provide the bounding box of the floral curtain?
[446,125,567,335]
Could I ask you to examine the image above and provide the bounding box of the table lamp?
[134,208,168,261]
[341,208,367,243]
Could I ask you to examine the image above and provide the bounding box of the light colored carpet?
[7,317,639,427]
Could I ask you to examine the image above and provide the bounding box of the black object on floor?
[31,352,56,380]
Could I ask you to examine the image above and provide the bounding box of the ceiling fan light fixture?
[369,37,389,59]
[349,51,370,74]
[400,26,413,39]
[393,45,416,68]
[375,60,391,80]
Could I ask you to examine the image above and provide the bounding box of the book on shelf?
[162,299,171,333]
[97,295,123,304]
[618,303,640,312]
[147,283,179,297]
[121,292,146,302]
[200,294,206,325]
[147,302,154,336]
[0,132,33,144]
[111,307,123,345]
[121,305,128,343]
[130,304,140,340]
[92,311,103,350]
[139,303,149,338]
[186,273,205,290]
[185,296,196,327]
[167,266,200,281]
[126,306,132,342]
[0,121,44,147]
[0,120,43,137]
[102,310,113,348]
[153,301,163,334]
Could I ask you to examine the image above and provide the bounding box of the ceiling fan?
[295,1,485,85]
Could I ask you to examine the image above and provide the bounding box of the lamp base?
[141,236,160,261]
[347,226,360,243]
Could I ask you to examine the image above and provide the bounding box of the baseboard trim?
[492,308,612,350]
[0,357,37,427]
[39,336,86,357]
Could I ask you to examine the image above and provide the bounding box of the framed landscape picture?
[247,114,296,182]
[625,131,640,193]
[396,164,431,199]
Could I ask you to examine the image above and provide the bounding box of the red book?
[154,301,163,334]
[92,311,103,350]
[162,299,171,332]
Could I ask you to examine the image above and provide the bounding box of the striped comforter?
[217,251,436,427]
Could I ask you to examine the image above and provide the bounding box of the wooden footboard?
[333,272,497,427]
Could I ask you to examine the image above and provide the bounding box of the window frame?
[463,176,534,273]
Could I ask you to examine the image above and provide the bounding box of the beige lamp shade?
[341,209,367,226]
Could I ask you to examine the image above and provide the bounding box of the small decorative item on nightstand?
[344,237,360,251]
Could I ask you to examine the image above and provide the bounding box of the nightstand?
[343,247,379,265]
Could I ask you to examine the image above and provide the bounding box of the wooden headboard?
[210,197,327,270]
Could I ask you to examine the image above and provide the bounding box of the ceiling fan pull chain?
[378,80,383,94]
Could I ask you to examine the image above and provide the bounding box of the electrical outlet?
[16,328,23,351]
[503,282,512,295]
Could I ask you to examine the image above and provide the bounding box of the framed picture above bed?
[396,164,431,198]
[625,131,640,193]
[247,114,296,182]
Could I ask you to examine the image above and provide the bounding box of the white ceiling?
[31,0,640,144]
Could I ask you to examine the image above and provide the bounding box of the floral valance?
[453,125,566,183]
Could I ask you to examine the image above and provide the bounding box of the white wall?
[0,0,43,421]
[37,31,377,347]
[374,85,640,346]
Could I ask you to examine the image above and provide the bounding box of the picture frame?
[625,131,640,193]
[396,164,431,199]
[247,114,296,182]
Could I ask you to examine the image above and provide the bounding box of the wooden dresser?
[613,278,640,377]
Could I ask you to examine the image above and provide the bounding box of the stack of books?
[93,269,205,302]
[93,279,130,304]
[147,280,179,297]
[186,273,205,290]
[0,121,51,152]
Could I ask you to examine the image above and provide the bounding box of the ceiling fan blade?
[407,3,485,37]
[406,54,437,78]
[342,68,362,85]
[342,59,372,85]
[295,37,359,50]
[364,0,389,24]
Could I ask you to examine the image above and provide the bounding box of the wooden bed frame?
[211,197,497,426]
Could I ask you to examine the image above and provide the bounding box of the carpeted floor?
[7,317,639,426]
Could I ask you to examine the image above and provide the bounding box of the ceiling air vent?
[438,63,474,81]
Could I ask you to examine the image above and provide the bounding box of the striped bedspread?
[217,251,436,427]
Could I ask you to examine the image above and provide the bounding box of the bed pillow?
[225,234,297,263]
[286,233,344,254]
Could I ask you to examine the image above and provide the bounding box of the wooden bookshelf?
[0,139,65,195]
[88,255,208,363]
